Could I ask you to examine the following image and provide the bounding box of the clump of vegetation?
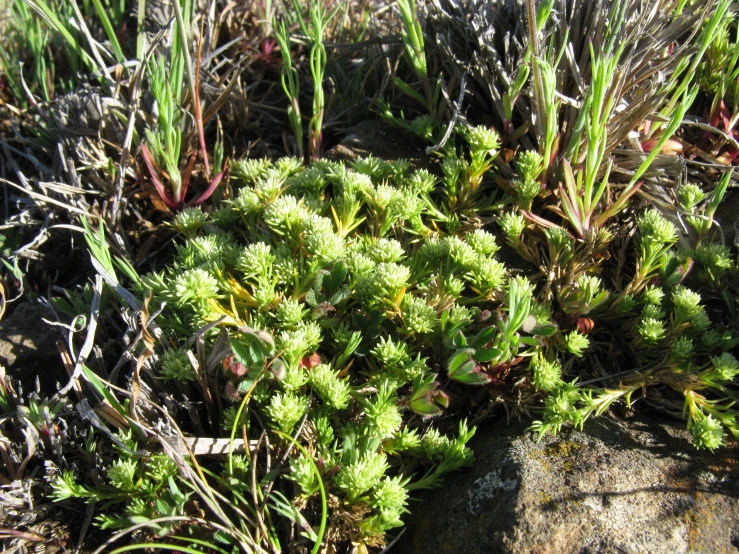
[1,0,738,551]
[1,0,128,104]
[55,125,738,550]
[55,134,510,551]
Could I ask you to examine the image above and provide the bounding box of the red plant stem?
[194,32,210,180]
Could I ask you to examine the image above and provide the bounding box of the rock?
[398,411,739,554]
[328,120,432,166]
[0,303,65,391]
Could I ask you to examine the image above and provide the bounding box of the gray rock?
[398,411,739,554]
[0,303,65,391]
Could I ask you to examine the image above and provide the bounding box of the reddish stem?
[194,32,210,180]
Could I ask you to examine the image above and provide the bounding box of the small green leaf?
[473,347,502,363]
[455,366,491,385]
[236,327,275,354]
[330,262,347,290]
[253,330,275,352]
[51,298,76,317]
[306,289,318,307]
[520,336,544,347]
[231,337,261,367]
[369,310,383,326]
[452,330,468,348]
[269,358,286,380]
[662,256,693,287]
[393,76,428,106]
[353,313,368,329]
[530,324,558,337]
[448,350,474,374]
[450,358,476,378]
[314,270,327,292]
[468,326,496,349]
[408,375,449,416]
[448,351,490,385]
[592,291,610,306]
[328,286,350,306]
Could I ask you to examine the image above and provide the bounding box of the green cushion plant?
[52,117,738,551]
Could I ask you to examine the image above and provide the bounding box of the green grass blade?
[136,0,146,59]
[81,365,126,417]
[90,0,125,62]
[109,544,215,554]
[22,0,92,69]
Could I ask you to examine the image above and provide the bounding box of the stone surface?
[398,411,739,554]
[0,303,65,391]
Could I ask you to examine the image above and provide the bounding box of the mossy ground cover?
[1,0,738,552]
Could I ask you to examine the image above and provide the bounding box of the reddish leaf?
[179,149,199,205]
[521,209,559,230]
[189,167,226,207]
[140,144,176,209]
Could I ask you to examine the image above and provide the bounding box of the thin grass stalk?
[90,0,125,62]
[627,85,698,188]
[227,353,283,474]
[250,431,279,553]
[257,0,274,36]
[197,467,262,524]
[1,0,49,102]
[69,0,115,87]
[289,0,338,159]
[275,20,304,158]
[708,22,739,131]
[526,0,545,141]
[590,83,695,229]
[581,45,624,223]
[274,430,328,554]
[534,57,558,170]
[397,0,427,80]
[659,0,730,129]
[172,0,210,182]
[169,0,190,105]
[178,476,262,537]
[136,0,146,59]
[397,0,436,114]
[90,517,199,554]
[308,24,327,159]
[150,414,260,552]
[169,537,232,554]
[194,33,211,179]
[108,543,226,554]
